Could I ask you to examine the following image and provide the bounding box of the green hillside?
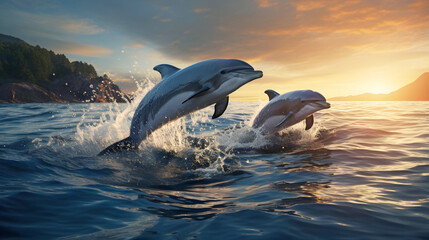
[0,33,97,87]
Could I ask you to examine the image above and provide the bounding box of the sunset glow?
[1,0,428,100]
[362,71,395,94]
[1,1,429,238]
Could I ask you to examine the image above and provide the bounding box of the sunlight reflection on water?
[0,100,428,239]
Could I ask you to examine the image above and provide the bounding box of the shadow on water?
[134,170,252,221]
[124,147,334,221]
[273,148,333,172]
[253,148,333,217]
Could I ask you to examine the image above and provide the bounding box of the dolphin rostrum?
[252,89,330,134]
[99,59,263,155]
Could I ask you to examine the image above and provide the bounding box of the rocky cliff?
[0,74,130,103]
[0,82,64,103]
[49,74,130,103]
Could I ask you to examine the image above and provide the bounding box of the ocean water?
[1,99,429,239]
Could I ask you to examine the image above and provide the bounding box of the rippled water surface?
[1,101,428,239]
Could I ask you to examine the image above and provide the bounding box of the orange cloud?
[122,42,145,49]
[12,11,104,35]
[59,19,104,35]
[255,0,278,8]
[194,8,209,13]
[293,1,327,11]
[57,43,113,57]
[32,0,428,99]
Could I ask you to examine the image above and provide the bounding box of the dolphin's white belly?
[132,76,257,141]
[134,91,195,141]
[152,92,192,124]
[259,114,305,133]
[134,88,230,141]
[255,101,324,134]
[259,115,285,133]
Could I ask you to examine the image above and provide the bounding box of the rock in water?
[49,74,130,103]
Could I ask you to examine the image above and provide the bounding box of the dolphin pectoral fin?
[305,115,314,130]
[182,85,211,104]
[275,112,293,128]
[264,90,280,101]
[153,64,180,79]
[98,137,137,156]
[212,96,229,119]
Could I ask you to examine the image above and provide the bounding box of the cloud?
[194,8,209,13]
[103,72,150,93]
[58,42,113,57]
[80,0,429,67]
[3,0,429,98]
[0,8,110,57]
[59,19,104,35]
[52,0,426,98]
[255,0,279,8]
[2,10,104,35]
[122,42,145,49]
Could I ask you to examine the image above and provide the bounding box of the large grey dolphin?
[99,59,263,155]
[252,90,330,134]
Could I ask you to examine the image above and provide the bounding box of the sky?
[1,0,428,100]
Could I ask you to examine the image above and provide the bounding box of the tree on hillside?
[0,37,98,86]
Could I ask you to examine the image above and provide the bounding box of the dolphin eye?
[220,70,227,74]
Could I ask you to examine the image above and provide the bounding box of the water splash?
[70,74,234,181]
[74,77,152,153]
[210,105,332,154]
[27,73,333,188]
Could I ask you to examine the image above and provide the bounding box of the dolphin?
[99,59,263,155]
[252,89,330,134]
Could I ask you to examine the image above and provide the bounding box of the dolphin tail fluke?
[98,137,137,156]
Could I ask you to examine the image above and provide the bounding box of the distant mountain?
[0,33,129,103]
[329,72,429,101]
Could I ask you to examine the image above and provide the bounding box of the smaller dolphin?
[99,59,263,155]
[252,90,330,134]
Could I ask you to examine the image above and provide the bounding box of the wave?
[7,76,334,189]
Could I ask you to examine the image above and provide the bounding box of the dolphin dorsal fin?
[153,64,180,79]
[264,90,280,100]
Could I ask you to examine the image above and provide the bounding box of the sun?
[369,81,391,94]
[365,71,393,94]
